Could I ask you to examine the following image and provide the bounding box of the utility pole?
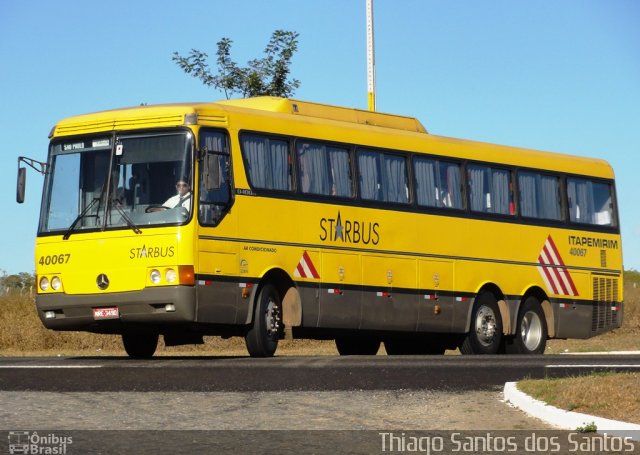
[366,0,376,111]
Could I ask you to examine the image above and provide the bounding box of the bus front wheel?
[505,297,548,354]
[245,283,282,357]
[460,292,503,355]
[122,332,158,359]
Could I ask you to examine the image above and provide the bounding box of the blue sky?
[1,0,639,275]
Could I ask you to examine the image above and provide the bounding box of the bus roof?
[50,97,614,179]
[216,97,428,133]
[51,97,427,136]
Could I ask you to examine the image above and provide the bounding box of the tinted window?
[297,141,352,197]
[241,134,291,191]
[518,171,563,221]
[358,149,409,203]
[199,131,232,226]
[567,178,615,226]
[414,157,463,209]
[468,165,514,215]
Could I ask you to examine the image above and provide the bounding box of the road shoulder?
[503,382,640,441]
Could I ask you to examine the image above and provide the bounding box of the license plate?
[93,307,119,320]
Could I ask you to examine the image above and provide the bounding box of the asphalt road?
[1,354,639,392]
[2,355,640,454]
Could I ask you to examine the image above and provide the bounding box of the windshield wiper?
[63,198,100,240]
[111,199,142,235]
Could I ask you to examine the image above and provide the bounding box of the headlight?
[51,276,62,291]
[150,269,162,284]
[39,276,50,291]
[166,268,177,283]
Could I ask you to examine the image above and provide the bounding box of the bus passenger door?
[196,129,239,325]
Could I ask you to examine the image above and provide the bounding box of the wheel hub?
[475,305,497,346]
[265,299,281,338]
[521,310,543,351]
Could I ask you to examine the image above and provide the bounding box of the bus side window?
[468,164,513,215]
[327,146,353,198]
[518,171,562,221]
[297,141,353,198]
[567,177,615,226]
[382,153,408,204]
[415,157,437,206]
[297,141,330,195]
[358,150,382,201]
[415,158,462,210]
[241,134,291,191]
[199,131,231,225]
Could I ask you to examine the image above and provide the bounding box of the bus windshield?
[39,132,193,235]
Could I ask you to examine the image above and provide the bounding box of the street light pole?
[366,0,376,112]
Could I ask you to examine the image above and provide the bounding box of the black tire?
[245,284,282,357]
[460,292,503,355]
[384,338,445,355]
[505,297,548,354]
[122,332,158,359]
[335,336,380,355]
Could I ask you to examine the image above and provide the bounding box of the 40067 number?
[38,254,71,266]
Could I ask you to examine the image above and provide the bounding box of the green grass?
[518,372,640,425]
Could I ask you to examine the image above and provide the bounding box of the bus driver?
[163,178,191,210]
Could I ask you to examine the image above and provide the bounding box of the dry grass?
[0,292,338,356]
[1,284,638,356]
[518,372,640,425]
[546,284,640,354]
[0,292,121,355]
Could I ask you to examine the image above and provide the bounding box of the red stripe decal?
[302,251,320,279]
[550,265,570,295]
[546,235,565,266]
[540,264,559,294]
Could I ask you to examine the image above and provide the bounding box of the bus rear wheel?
[335,336,380,355]
[122,332,158,359]
[460,292,503,355]
[245,283,282,358]
[506,297,548,354]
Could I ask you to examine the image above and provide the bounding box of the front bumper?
[36,286,196,332]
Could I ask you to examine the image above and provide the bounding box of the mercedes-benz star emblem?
[96,274,110,290]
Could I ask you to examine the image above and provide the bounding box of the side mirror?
[17,156,48,203]
[205,153,222,191]
[16,167,26,203]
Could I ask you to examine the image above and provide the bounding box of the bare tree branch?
[173,31,300,99]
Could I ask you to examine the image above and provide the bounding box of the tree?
[0,270,35,293]
[173,30,300,99]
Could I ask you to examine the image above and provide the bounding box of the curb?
[559,351,640,355]
[503,382,640,441]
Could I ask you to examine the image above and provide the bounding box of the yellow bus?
[17,97,623,358]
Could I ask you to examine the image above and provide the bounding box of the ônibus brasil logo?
[8,431,73,454]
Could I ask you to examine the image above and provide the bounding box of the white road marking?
[0,365,103,368]
[546,364,640,369]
